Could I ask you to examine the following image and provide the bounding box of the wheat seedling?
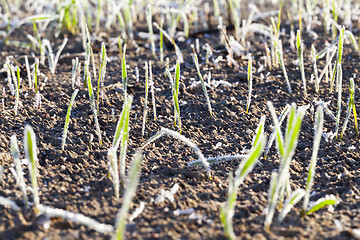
[141,128,211,178]
[330,26,345,93]
[341,77,358,139]
[296,30,307,97]
[71,57,80,89]
[24,125,40,213]
[264,104,291,159]
[274,39,292,95]
[278,188,305,222]
[112,95,133,185]
[146,4,155,57]
[192,46,213,116]
[113,151,143,240]
[142,62,149,137]
[153,22,184,63]
[122,44,128,98]
[167,60,181,132]
[38,204,114,234]
[305,194,339,215]
[246,55,252,114]
[87,73,102,146]
[149,61,157,121]
[61,89,79,151]
[97,42,108,111]
[311,45,320,93]
[220,117,266,239]
[264,102,307,230]
[108,147,119,199]
[334,63,343,139]
[10,135,29,207]
[302,105,324,216]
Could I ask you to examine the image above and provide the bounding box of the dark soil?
[0,5,359,240]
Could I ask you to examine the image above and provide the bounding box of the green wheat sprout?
[220,116,266,240]
[334,63,343,139]
[302,105,324,216]
[264,102,306,230]
[341,77,358,139]
[296,29,307,97]
[24,125,40,213]
[246,55,253,114]
[114,151,143,240]
[122,44,128,98]
[61,89,79,151]
[192,46,213,116]
[97,42,108,111]
[142,62,149,137]
[305,194,340,215]
[87,73,102,146]
[274,39,292,95]
[108,147,120,199]
[141,128,211,178]
[112,95,133,185]
[149,61,157,121]
[167,60,181,132]
[146,4,155,57]
[10,135,29,207]
[278,188,305,222]
[330,26,345,93]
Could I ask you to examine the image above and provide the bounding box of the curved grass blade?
[306,195,339,215]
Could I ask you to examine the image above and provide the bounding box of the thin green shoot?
[296,29,307,97]
[34,58,39,93]
[264,104,290,159]
[330,26,345,93]
[311,44,320,93]
[265,102,306,230]
[278,188,305,222]
[113,151,143,240]
[142,62,149,137]
[153,22,183,63]
[71,57,79,89]
[61,89,79,151]
[149,61,157,121]
[118,36,123,60]
[246,55,252,114]
[341,77,358,139]
[108,147,119,199]
[302,105,324,216]
[95,0,102,34]
[274,39,292,95]
[306,194,339,215]
[122,44,128,98]
[335,63,343,139]
[160,18,164,64]
[97,42,108,111]
[83,42,91,88]
[192,46,213,117]
[167,60,181,132]
[112,95,133,185]
[11,135,29,207]
[24,55,32,89]
[141,128,211,178]
[221,120,266,239]
[146,4,155,57]
[24,125,40,213]
[87,73,102,146]
[82,16,97,78]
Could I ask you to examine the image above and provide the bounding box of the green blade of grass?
[61,89,79,151]
[306,195,339,215]
[24,125,40,213]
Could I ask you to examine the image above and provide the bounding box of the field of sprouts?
[0,0,359,239]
